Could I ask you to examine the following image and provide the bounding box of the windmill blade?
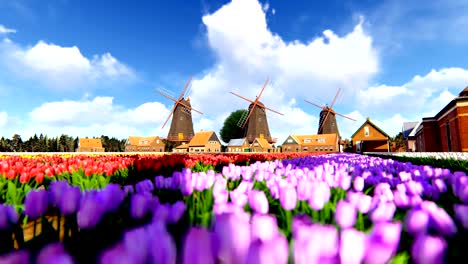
[161,102,178,129]
[328,87,342,110]
[184,81,193,98]
[178,76,193,100]
[241,104,257,129]
[264,105,284,116]
[304,99,326,110]
[177,101,203,115]
[255,78,269,102]
[230,91,256,104]
[333,111,357,121]
[155,89,177,102]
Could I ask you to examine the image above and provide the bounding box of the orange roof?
[253,137,272,149]
[175,144,189,149]
[79,138,103,148]
[291,134,338,146]
[188,131,217,147]
[127,136,162,146]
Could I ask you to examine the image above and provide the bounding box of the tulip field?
[1,152,468,263]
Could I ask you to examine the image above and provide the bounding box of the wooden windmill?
[230,78,284,144]
[304,88,356,138]
[155,76,203,143]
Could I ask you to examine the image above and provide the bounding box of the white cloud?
[0,25,16,34]
[185,0,379,144]
[0,39,136,90]
[6,96,172,139]
[358,68,467,118]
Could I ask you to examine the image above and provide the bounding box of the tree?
[219,109,248,143]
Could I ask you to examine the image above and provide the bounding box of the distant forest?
[0,134,126,152]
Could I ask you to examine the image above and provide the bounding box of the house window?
[157,140,160,144]
[364,126,370,137]
[296,147,299,152]
[287,139,292,143]
[160,148,162,152]
[303,147,308,151]
[317,138,325,143]
[254,143,259,146]
[304,139,311,143]
[315,147,318,151]
[258,117,262,122]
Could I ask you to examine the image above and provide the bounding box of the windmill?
[230,78,284,144]
[304,87,356,138]
[155,76,203,142]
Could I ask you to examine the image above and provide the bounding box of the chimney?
[366,117,370,121]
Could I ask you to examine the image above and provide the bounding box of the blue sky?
[0,0,468,144]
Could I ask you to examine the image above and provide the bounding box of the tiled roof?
[253,137,272,149]
[175,144,189,149]
[408,121,422,137]
[127,136,162,146]
[79,138,103,148]
[227,138,247,146]
[402,122,419,138]
[189,131,217,147]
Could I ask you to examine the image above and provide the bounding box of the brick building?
[415,87,468,152]
[187,131,222,153]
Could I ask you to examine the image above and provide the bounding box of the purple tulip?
[37,243,73,264]
[292,214,313,239]
[339,228,367,264]
[405,209,429,235]
[130,193,151,220]
[454,204,468,229]
[370,202,396,223]
[279,185,297,210]
[124,227,150,263]
[251,214,278,242]
[180,171,194,196]
[393,190,410,209]
[0,250,29,264]
[308,183,330,211]
[357,194,372,214]
[213,212,251,263]
[168,201,186,224]
[96,184,125,213]
[123,185,134,194]
[153,203,170,223]
[296,180,312,201]
[411,235,447,264]
[183,227,215,264]
[136,179,154,194]
[364,222,402,264]
[77,194,105,229]
[100,242,134,264]
[24,189,49,220]
[0,204,18,230]
[148,225,177,264]
[245,234,289,264]
[154,176,165,189]
[230,190,248,207]
[294,224,339,263]
[248,190,269,214]
[335,201,357,229]
[353,177,364,192]
[58,186,82,215]
[49,180,70,205]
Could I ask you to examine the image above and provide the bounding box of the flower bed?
[1,153,467,263]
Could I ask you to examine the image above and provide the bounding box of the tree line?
[0,134,127,152]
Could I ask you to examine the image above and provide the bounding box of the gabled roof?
[351,118,390,139]
[408,121,422,137]
[402,122,419,138]
[252,137,272,149]
[282,135,300,145]
[127,136,162,146]
[175,143,189,149]
[188,131,218,147]
[79,138,103,148]
[227,138,248,146]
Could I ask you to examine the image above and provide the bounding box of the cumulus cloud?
[0,25,16,34]
[185,0,379,144]
[0,111,8,127]
[0,39,136,90]
[14,96,171,139]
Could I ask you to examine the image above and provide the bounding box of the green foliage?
[219,109,248,143]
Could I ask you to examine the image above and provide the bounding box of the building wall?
[281,143,301,152]
[125,141,165,152]
[76,147,105,152]
[438,109,460,152]
[189,142,221,153]
[251,145,270,152]
[352,123,388,152]
[421,120,441,152]
[362,140,388,152]
[227,146,248,152]
[457,106,468,152]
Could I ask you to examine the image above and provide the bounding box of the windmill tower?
[156,76,203,143]
[230,78,284,144]
[304,88,356,138]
